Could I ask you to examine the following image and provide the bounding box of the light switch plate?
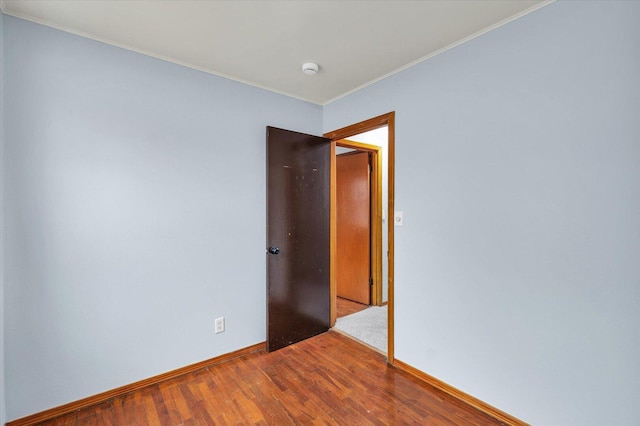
[394,211,404,227]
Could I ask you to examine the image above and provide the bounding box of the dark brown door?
[266,127,331,352]
[336,151,371,305]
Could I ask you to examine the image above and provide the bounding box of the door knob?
[267,247,280,255]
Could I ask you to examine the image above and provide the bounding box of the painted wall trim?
[5,342,266,426]
[0,7,314,105]
[394,359,529,426]
[323,0,555,105]
[1,1,555,107]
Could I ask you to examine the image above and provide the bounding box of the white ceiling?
[1,0,551,105]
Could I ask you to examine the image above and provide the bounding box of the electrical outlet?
[215,317,225,334]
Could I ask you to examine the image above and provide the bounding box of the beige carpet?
[334,305,387,353]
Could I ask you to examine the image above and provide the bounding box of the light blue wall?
[2,16,321,421]
[0,10,6,426]
[325,1,640,425]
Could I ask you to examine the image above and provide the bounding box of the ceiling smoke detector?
[302,62,319,75]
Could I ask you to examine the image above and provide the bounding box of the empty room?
[0,1,638,425]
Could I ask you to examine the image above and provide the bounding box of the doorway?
[265,112,395,361]
[325,112,395,363]
[336,145,381,308]
[336,150,371,305]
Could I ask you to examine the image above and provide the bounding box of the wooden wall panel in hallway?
[35,332,506,426]
[336,151,371,305]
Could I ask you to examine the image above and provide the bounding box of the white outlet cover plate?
[215,317,225,333]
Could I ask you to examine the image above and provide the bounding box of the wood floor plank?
[35,331,506,426]
[336,297,369,318]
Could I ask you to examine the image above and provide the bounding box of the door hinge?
[369,277,373,286]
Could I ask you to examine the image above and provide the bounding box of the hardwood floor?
[336,296,369,318]
[37,331,504,425]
